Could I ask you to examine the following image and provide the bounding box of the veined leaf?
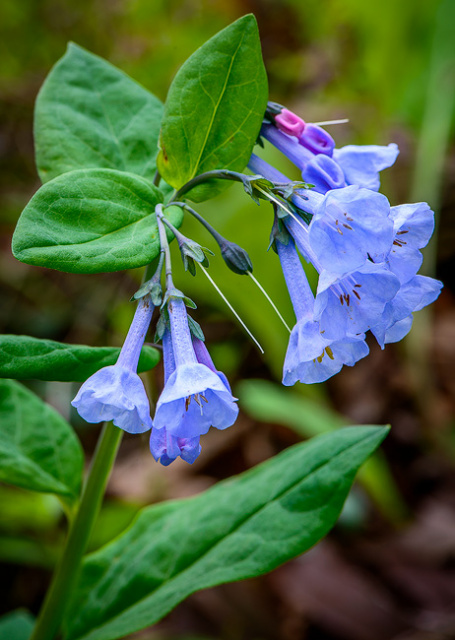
[157,15,268,202]
[0,380,84,501]
[35,43,163,183]
[12,169,182,273]
[65,426,388,640]
[0,335,160,382]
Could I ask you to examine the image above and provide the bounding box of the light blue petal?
[333,143,399,191]
[314,263,401,340]
[72,366,153,434]
[308,186,394,273]
[150,427,201,466]
[283,318,369,385]
[154,363,238,438]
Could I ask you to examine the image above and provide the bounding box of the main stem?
[30,422,123,640]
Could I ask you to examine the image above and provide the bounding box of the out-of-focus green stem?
[406,0,455,411]
[29,422,123,640]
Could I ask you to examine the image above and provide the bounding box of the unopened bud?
[220,241,253,275]
[298,124,335,156]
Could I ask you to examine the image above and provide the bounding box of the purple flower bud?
[298,124,335,156]
[275,108,306,137]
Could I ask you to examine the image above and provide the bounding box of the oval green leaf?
[0,380,84,501]
[0,336,160,382]
[12,169,182,273]
[35,43,164,183]
[157,15,268,202]
[65,426,388,640]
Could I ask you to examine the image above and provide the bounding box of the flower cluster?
[72,102,443,464]
[249,104,442,384]
[72,289,238,466]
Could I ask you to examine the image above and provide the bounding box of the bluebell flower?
[72,297,154,433]
[306,184,394,274]
[249,154,395,275]
[150,330,201,466]
[151,297,238,464]
[277,236,369,384]
[286,215,401,341]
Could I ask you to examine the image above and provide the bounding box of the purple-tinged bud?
[298,124,335,156]
[275,108,306,138]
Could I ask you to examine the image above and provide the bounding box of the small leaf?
[157,15,268,202]
[12,169,183,274]
[35,43,164,183]
[0,335,159,382]
[0,380,84,501]
[0,610,35,640]
[65,426,388,640]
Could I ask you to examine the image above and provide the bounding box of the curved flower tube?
[277,238,368,384]
[72,296,154,434]
[151,298,238,464]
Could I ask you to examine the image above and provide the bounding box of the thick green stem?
[30,422,123,640]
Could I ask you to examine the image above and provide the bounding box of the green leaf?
[0,380,84,501]
[157,15,268,202]
[12,169,183,273]
[35,43,164,183]
[0,335,160,382]
[66,426,388,640]
[0,610,35,640]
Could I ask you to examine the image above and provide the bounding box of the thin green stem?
[171,170,246,201]
[156,205,174,290]
[30,422,123,640]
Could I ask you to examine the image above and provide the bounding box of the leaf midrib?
[188,31,245,181]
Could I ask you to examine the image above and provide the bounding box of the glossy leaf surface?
[157,15,268,201]
[35,43,163,183]
[12,169,182,273]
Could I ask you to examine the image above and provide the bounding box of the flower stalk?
[29,421,123,640]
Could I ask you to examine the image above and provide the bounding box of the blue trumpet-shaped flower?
[277,237,369,384]
[249,154,395,275]
[286,215,401,341]
[151,297,238,465]
[72,297,154,433]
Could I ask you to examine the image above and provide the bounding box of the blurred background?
[1,1,454,639]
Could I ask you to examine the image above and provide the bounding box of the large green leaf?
[12,169,182,273]
[0,380,84,501]
[0,335,159,382]
[35,43,163,183]
[65,426,388,640]
[157,15,268,202]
